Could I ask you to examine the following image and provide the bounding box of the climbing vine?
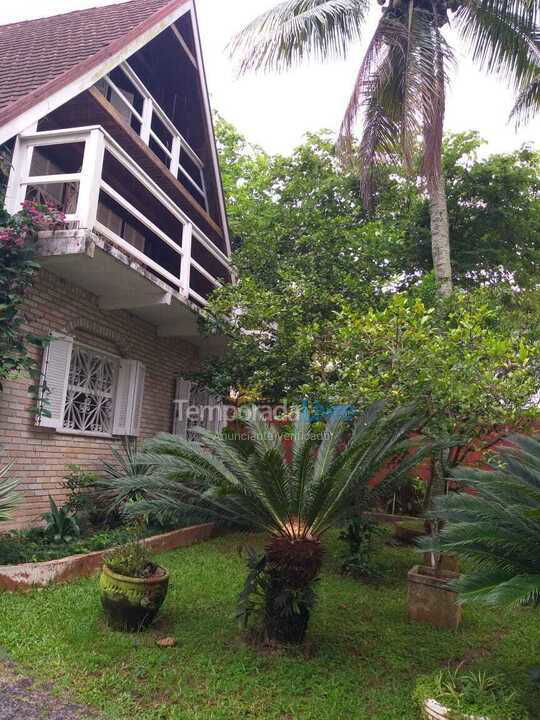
[0,200,66,394]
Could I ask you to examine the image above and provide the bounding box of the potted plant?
[100,529,169,631]
[414,669,528,719]
[111,403,431,644]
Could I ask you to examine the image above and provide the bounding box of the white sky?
[2,0,538,155]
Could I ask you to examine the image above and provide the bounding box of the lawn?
[0,532,539,720]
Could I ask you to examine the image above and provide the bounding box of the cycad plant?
[420,434,540,607]
[0,458,19,524]
[230,0,539,296]
[116,403,430,642]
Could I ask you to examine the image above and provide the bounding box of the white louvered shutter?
[37,334,73,429]
[172,378,192,437]
[113,360,145,436]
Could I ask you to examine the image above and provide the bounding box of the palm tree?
[0,458,19,523]
[420,434,540,606]
[116,403,431,641]
[229,0,539,296]
[511,31,540,127]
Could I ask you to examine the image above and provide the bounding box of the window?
[63,346,118,434]
[172,379,225,439]
[37,335,145,437]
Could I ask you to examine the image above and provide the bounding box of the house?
[0,0,232,528]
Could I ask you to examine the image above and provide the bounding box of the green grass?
[0,532,539,720]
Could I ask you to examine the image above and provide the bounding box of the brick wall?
[0,268,200,529]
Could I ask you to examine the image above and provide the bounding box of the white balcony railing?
[4,125,230,307]
[96,62,208,211]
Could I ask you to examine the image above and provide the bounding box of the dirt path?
[0,661,99,720]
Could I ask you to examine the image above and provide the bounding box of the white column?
[3,136,27,215]
[77,129,105,231]
[140,97,153,145]
[180,222,192,298]
[170,136,181,178]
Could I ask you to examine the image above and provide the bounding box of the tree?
[115,404,429,642]
[201,120,540,401]
[200,119,406,400]
[309,288,540,499]
[230,0,539,296]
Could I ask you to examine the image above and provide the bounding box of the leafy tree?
[202,120,540,402]
[230,0,539,296]
[201,119,406,400]
[392,133,540,288]
[310,288,540,499]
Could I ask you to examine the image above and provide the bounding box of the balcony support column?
[180,222,192,298]
[77,129,105,231]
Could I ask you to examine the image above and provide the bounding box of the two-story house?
[0,0,232,528]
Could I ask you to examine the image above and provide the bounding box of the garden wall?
[0,268,199,530]
[0,523,216,590]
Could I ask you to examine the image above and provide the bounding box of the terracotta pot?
[423,698,488,719]
[408,565,462,630]
[99,564,169,632]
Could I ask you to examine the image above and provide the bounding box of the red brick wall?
[0,269,199,529]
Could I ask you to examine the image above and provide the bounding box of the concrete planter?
[423,698,488,719]
[0,523,216,591]
[408,565,462,630]
[423,553,460,573]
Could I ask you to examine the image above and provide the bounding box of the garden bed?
[0,523,216,591]
[0,532,538,720]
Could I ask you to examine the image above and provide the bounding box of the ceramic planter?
[408,565,462,630]
[423,698,488,719]
[99,564,169,631]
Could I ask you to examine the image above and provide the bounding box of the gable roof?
[0,0,189,131]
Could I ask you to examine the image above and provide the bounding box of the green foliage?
[103,527,154,579]
[420,434,540,607]
[414,669,529,719]
[338,515,386,577]
[116,404,431,539]
[62,465,104,529]
[316,289,540,447]
[42,496,80,544]
[0,454,19,524]
[0,199,65,397]
[202,121,540,402]
[0,525,154,565]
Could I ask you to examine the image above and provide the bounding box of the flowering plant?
[0,200,66,393]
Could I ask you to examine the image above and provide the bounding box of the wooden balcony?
[4,125,231,349]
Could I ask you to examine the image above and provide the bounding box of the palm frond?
[433,434,540,607]
[229,0,368,74]
[455,0,538,93]
[510,32,540,126]
[0,458,19,524]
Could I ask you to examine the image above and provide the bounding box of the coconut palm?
[421,434,540,606]
[0,458,19,523]
[117,403,431,641]
[511,31,540,127]
[230,0,539,296]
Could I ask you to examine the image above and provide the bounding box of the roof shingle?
[0,0,187,128]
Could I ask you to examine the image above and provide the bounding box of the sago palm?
[118,403,430,641]
[421,434,540,606]
[230,0,539,296]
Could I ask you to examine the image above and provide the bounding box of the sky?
[2,0,538,156]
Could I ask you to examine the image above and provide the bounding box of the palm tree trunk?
[428,173,453,297]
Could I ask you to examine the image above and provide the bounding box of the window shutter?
[207,393,224,434]
[113,360,145,436]
[37,334,73,429]
[172,378,192,437]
